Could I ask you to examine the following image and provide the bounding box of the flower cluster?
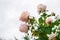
[19,4,60,40]
[19,11,29,33]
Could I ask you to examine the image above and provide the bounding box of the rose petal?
[19,11,29,22]
[19,23,28,33]
[45,17,52,25]
[37,4,46,13]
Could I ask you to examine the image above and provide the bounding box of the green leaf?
[31,26,35,32]
[35,35,48,40]
[24,36,30,40]
[54,20,60,26]
[28,17,35,25]
[38,17,44,24]
[45,27,52,34]
[41,12,47,17]
[56,33,60,40]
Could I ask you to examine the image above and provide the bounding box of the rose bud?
[19,23,28,33]
[37,4,46,13]
[45,17,52,25]
[51,12,55,16]
[19,11,29,22]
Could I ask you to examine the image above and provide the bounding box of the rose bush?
[19,4,60,40]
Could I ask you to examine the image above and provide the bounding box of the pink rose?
[45,17,52,25]
[37,4,46,13]
[19,11,29,22]
[19,23,28,33]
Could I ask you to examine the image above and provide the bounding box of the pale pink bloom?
[19,22,28,33]
[47,32,57,40]
[45,17,52,25]
[37,4,46,13]
[19,11,29,22]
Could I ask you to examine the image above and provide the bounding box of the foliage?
[24,7,60,40]
[24,35,30,40]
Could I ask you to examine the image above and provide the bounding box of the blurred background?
[0,0,60,40]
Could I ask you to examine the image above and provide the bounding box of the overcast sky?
[0,0,60,40]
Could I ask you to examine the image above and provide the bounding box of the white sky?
[0,0,60,40]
